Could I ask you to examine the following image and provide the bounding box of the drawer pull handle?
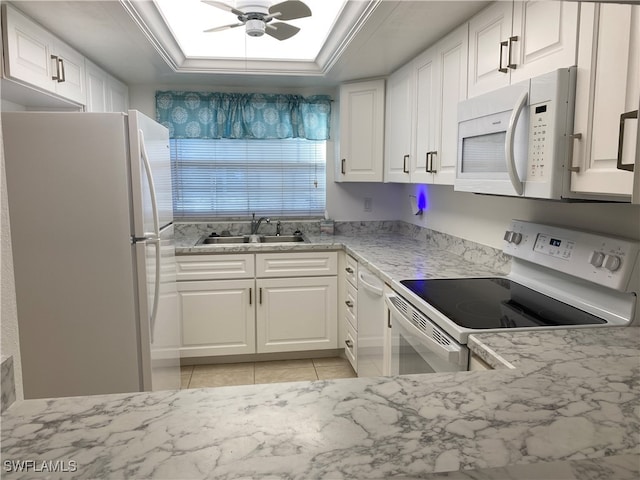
[345,300,354,308]
[345,339,353,348]
[249,287,252,305]
[345,267,354,274]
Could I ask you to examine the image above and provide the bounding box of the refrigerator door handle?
[138,129,160,238]
[148,237,161,343]
[138,128,162,342]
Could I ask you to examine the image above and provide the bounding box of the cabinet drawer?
[176,254,255,281]
[344,254,358,286]
[344,319,357,373]
[256,252,337,278]
[344,281,357,330]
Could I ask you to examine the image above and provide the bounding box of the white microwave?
[455,67,576,199]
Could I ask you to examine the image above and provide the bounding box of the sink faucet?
[251,213,270,234]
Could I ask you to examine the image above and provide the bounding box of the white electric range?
[385,220,640,374]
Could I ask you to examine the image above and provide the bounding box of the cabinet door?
[570,3,639,199]
[85,60,108,112]
[468,1,513,98]
[411,46,438,184]
[510,1,579,84]
[433,23,469,185]
[3,4,54,92]
[256,276,337,353]
[338,80,385,182]
[53,40,85,104]
[384,62,414,183]
[178,279,255,357]
[108,75,129,113]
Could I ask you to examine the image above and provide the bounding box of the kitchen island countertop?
[1,327,637,479]
[2,228,638,479]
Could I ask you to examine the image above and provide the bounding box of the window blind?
[170,138,326,219]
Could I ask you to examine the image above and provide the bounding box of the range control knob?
[512,232,522,245]
[503,231,521,244]
[603,255,622,272]
[589,251,605,268]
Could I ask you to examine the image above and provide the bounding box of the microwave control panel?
[527,102,552,181]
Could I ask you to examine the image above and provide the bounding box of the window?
[170,138,326,219]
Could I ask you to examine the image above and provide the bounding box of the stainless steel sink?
[197,236,248,245]
[261,235,305,243]
[196,234,306,246]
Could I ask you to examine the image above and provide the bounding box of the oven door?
[386,293,469,375]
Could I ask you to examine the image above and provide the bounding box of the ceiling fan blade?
[204,22,245,33]
[265,22,300,41]
[201,0,245,17]
[268,0,311,21]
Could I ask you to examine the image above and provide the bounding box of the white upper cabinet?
[85,60,109,112]
[385,23,468,186]
[570,2,639,200]
[3,4,85,104]
[384,62,414,183]
[430,23,469,185]
[338,80,385,182]
[468,1,579,98]
[411,45,438,184]
[85,59,129,113]
[108,76,129,113]
[467,1,513,97]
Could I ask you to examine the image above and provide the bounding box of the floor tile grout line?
[182,358,354,389]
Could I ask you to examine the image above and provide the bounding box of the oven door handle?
[385,293,464,365]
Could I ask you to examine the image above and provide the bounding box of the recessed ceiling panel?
[155,0,347,61]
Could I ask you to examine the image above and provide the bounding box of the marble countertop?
[2,227,638,478]
[1,327,638,479]
[176,228,509,286]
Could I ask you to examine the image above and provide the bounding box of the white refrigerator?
[2,110,180,399]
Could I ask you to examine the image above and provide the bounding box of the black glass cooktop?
[400,277,607,329]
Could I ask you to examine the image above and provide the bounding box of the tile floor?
[181,357,356,389]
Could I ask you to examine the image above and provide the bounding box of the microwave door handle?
[505,90,528,196]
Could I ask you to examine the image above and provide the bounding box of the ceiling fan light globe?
[245,19,266,37]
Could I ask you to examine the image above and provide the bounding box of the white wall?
[401,183,640,249]
[129,83,404,221]
[0,108,24,401]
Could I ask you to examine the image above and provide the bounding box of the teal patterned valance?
[155,91,331,140]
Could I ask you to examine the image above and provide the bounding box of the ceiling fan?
[202,0,312,41]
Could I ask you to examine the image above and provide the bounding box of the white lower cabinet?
[178,280,255,357]
[256,276,337,353]
[339,253,358,372]
[344,320,357,368]
[177,252,338,359]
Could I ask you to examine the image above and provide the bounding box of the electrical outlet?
[364,197,372,212]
